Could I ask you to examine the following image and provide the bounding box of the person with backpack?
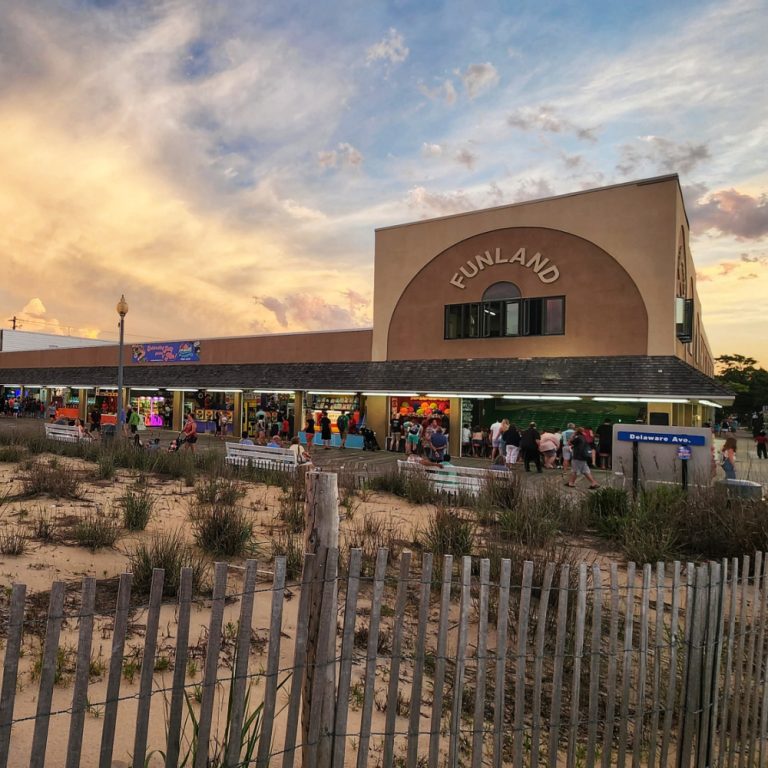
[337,412,349,449]
[565,427,600,489]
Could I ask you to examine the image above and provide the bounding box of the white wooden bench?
[225,442,298,473]
[44,423,81,443]
[397,459,498,495]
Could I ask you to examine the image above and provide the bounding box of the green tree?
[716,355,768,419]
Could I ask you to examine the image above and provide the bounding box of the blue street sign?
[677,446,692,460]
[617,430,706,447]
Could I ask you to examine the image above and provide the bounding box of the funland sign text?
[449,247,560,289]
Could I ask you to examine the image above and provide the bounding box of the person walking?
[755,430,767,459]
[721,436,738,479]
[561,423,576,471]
[304,412,315,456]
[489,418,503,461]
[519,422,542,473]
[565,427,600,489]
[337,411,349,449]
[320,410,332,450]
[595,418,613,469]
[182,412,198,453]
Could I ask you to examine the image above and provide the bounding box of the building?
[0,329,111,353]
[0,174,733,453]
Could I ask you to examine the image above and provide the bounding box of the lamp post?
[116,295,129,433]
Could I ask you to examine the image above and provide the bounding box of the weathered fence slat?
[0,582,26,768]
[647,563,665,768]
[566,564,588,768]
[470,558,491,768]
[356,548,389,768]
[698,560,721,768]
[193,561,229,768]
[256,557,287,768]
[585,563,603,768]
[749,554,768,763]
[29,580,66,768]
[547,565,570,768]
[306,547,339,768]
[601,563,620,768]
[529,562,555,768]
[447,556,472,768]
[739,551,762,768]
[659,561,681,768]
[617,562,636,768]
[492,558,513,768]
[225,559,259,768]
[164,567,193,768]
[333,549,363,768]
[632,564,651,768]
[99,571,133,768]
[718,557,739,768]
[132,568,165,768]
[710,559,729,767]
[428,555,454,768]
[512,560,533,768]
[406,552,433,768]
[728,554,751,768]
[383,551,412,768]
[65,577,96,768]
[281,554,316,768]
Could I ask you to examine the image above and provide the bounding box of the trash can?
[101,424,116,445]
[714,478,764,500]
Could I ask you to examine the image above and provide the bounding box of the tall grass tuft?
[127,530,208,597]
[417,504,475,559]
[119,480,155,531]
[190,477,255,558]
[0,526,28,555]
[271,531,304,580]
[20,458,82,499]
[71,509,121,550]
[0,445,24,463]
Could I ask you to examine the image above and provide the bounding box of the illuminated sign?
[132,341,201,364]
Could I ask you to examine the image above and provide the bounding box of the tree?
[715,354,768,419]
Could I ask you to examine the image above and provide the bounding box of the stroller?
[168,432,186,452]
[360,427,381,451]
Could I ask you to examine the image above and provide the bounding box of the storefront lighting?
[592,396,689,403]
[503,395,582,401]
[130,387,160,392]
[361,392,420,397]
[2,384,21,388]
[698,400,724,408]
[205,388,243,393]
[167,388,199,392]
[457,394,494,399]
[307,391,357,396]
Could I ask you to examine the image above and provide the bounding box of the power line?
[3,315,167,342]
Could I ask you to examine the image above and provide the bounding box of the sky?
[0,0,766,365]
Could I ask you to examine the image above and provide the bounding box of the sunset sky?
[0,0,766,365]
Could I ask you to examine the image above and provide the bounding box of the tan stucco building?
[0,174,730,452]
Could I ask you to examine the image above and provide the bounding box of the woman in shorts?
[304,413,315,456]
[406,420,422,455]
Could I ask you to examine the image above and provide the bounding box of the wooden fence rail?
[1,551,767,767]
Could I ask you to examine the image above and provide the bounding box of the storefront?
[243,390,295,438]
[128,388,170,428]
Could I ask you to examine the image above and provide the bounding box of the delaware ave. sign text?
[449,247,560,289]
[617,430,707,446]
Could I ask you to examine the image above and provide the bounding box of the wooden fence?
[1,550,767,767]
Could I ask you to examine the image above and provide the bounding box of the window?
[675,297,693,343]
[444,295,565,339]
[483,282,521,301]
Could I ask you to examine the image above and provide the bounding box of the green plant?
[31,643,77,686]
[194,476,246,508]
[118,482,154,531]
[71,509,121,550]
[586,487,631,538]
[94,454,116,480]
[154,655,172,672]
[31,507,58,542]
[190,502,255,558]
[342,516,403,576]
[0,526,27,556]
[126,530,208,597]
[20,458,82,499]
[0,445,24,463]
[417,505,475,559]
[277,480,305,534]
[271,531,304,579]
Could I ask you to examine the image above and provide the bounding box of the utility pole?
[8,316,17,330]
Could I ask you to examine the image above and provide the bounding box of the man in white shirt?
[490,419,503,461]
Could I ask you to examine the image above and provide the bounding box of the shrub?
[194,476,246,508]
[191,502,255,558]
[0,526,28,555]
[271,531,304,580]
[417,505,475,559]
[367,469,407,497]
[119,482,155,531]
[20,458,81,499]
[479,472,523,512]
[586,487,631,538]
[342,516,403,576]
[31,507,58,542]
[0,445,24,463]
[278,482,305,534]
[95,454,116,481]
[71,509,121,550]
[126,531,208,597]
[403,472,437,505]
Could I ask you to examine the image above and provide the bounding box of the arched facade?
[386,226,649,360]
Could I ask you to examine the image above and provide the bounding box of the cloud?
[616,136,710,176]
[418,78,457,105]
[282,199,327,222]
[258,297,289,327]
[12,297,101,338]
[696,272,713,282]
[738,273,758,280]
[719,262,739,275]
[507,105,598,143]
[421,142,443,157]
[562,153,584,169]
[258,293,370,330]
[342,289,370,310]
[510,177,557,203]
[455,148,477,170]
[741,252,768,264]
[459,63,499,99]
[407,186,473,215]
[317,142,364,170]
[366,28,409,66]
[21,298,46,317]
[690,189,768,239]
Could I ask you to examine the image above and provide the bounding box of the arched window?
[482,282,521,301]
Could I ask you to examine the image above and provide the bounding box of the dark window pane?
[484,301,503,337]
[483,281,521,301]
[445,305,461,339]
[504,301,520,336]
[544,297,564,335]
[467,303,481,338]
[527,298,543,336]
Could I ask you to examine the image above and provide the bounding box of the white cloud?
[455,148,477,170]
[421,142,443,157]
[366,28,409,66]
[458,62,499,99]
[418,78,457,105]
[616,136,710,176]
[317,142,364,170]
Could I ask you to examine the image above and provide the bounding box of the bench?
[225,442,298,473]
[44,423,81,443]
[398,459,497,495]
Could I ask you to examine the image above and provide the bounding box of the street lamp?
[116,295,129,433]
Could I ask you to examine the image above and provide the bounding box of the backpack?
[337,414,348,431]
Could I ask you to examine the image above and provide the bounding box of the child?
[755,430,767,460]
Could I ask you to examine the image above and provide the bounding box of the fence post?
[302,471,340,768]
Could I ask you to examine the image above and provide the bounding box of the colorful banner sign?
[131,341,201,364]
[616,430,706,446]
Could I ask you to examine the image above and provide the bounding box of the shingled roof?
[0,356,733,399]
